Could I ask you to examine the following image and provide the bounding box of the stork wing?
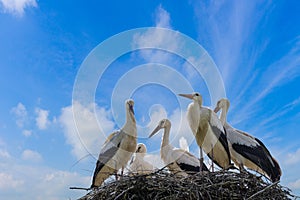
[91,130,122,187]
[174,149,209,172]
[209,121,231,161]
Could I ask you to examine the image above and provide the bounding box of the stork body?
[91,99,137,188]
[149,119,209,176]
[179,93,233,170]
[129,143,155,175]
[214,98,281,182]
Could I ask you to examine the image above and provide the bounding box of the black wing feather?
[177,161,209,172]
[209,123,231,163]
[232,141,281,182]
[91,139,121,188]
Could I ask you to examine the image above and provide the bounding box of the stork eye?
[195,93,199,96]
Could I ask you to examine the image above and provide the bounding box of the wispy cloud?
[35,108,50,130]
[132,5,181,64]
[22,129,32,137]
[0,0,37,16]
[155,4,171,28]
[21,149,42,162]
[257,97,300,129]
[11,103,27,128]
[285,148,300,166]
[0,173,24,189]
[0,149,11,159]
[192,1,300,126]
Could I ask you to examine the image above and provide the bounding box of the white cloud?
[155,4,171,28]
[35,108,50,130]
[0,0,37,16]
[59,101,115,160]
[11,102,27,128]
[132,5,181,64]
[35,170,90,200]
[0,173,24,189]
[21,149,42,162]
[22,129,32,137]
[288,179,300,190]
[0,149,11,159]
[0,160,90,200]
[179,136,189,152]
[285,148,300,166]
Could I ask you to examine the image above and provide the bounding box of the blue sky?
[1,1,300,199]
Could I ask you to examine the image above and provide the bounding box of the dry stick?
[211,144,214,173]
[246,181,279,200]
[69,186,91,191]
[199,147,204,172]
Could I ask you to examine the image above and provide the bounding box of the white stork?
[214,98,282,182]
[179,93,234,170]
[91,99,137,188]
[128,143,155,175]
[149,119,209,176]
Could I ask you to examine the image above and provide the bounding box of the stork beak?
[214,106,220,113]
[178,93,193,99]
[129,104,135,115]
[149,124,162,138]
[136,146,141,153]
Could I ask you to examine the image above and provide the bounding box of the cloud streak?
[35,108,50,130]
[0,0,37,16]
[11,103,27,128]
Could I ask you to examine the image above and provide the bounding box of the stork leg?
[239,164,245,173]
[211,144,214,172]
[114,170,118,180]
[199,147,203,173]
[121,167,124,178]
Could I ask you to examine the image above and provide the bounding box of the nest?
[78,169,295,200]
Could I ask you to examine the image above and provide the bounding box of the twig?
[246,181,279,200]
[69,186,91,191]
[114,186,134,200]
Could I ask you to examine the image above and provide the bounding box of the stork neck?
[220,106,228,126]
[161,126,171,148]
[122,109,137,136]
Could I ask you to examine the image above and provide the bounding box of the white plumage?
[179,93,233,170]
[128,143,155,175]
[149,119,209,176]
[91,99,137,188]
[214,98,281,182]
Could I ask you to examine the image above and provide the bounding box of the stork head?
[126,99,135,115]
[214,98,230,113]
[178,92,202,105]
[136,143,147,157]
[148,119,171,138]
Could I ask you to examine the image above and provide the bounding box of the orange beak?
[178,93,193,99]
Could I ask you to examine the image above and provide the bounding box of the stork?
[214,98,281,182]
[149,119,209,176]
[128,143,155,175]
[179,93,233,171]
[91,99,137,188]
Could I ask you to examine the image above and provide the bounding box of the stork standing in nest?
[179,93,234,171]
[91,99,137,188]
[214,98,281,182]
[149,119,209,176]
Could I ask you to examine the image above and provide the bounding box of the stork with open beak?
[91,99,137,188]
[149,119,209,176]
[214,98,281,182]
[179,93,234,171]
[128,143,155,175]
